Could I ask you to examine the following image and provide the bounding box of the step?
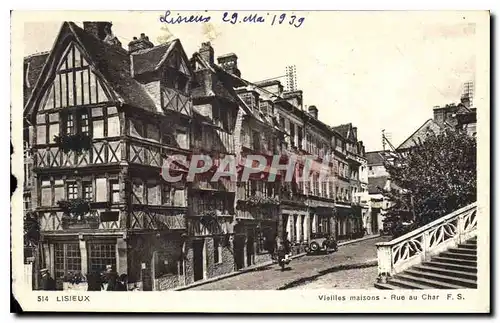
[374,282,401,290]
[457,243,477,250]
[405,269,477,288]
[440,251,477,261]
[385,277,438,290]
[396,273,465,289]
[448,248,477,255]
[422,261,477,273]
[413,264,477,281]
[432,256,477,267]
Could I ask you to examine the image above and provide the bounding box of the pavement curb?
[173,234,381,291]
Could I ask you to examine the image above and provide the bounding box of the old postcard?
[11,10,490,313]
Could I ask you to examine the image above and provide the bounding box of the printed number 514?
[37,296,49,302]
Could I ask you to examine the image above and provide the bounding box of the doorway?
[192,240,204,282]
[246,234,254,267]
[233,236,245,270]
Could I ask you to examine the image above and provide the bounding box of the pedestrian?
[114,274,128,291]
[40,268,56,291]
[86,271,103,291]
[283,232,291,257]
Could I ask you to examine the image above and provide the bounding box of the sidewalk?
[174,234,381,291]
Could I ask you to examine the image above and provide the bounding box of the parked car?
[305,233,338,255]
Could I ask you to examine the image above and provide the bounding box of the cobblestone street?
[188,236,389,290]
[288,266,378,290]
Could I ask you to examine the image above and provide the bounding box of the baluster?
[457,211,465,244]
[421,231,430,262]
[376,244,392,277]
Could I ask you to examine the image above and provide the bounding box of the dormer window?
[164,68,189,95]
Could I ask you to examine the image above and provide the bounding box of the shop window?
[87,243,116,274]
[54,243,81,281]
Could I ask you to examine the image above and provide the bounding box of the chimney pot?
[217,53,241,77]
[199,42,215,65]
[128,34,154,53]
[308,105,318,119]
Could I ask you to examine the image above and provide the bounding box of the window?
[64,110,90,136]
[87,243,116,273]
[162,184,172,205]
[80,112,89,135]
[54,243,81,280]
[23,195,31,211]
[83,182,93,201]
[289,123,295,147]
[297,126,303,148]
[66,114,74,135]
[67,182,78,200]
[321,181,327,198]
[213,237,222,264]
[110,180,120,204]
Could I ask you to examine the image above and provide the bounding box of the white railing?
[376,202,477,277]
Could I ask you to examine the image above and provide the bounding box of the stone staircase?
[375,237,477,289]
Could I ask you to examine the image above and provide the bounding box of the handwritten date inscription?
[159,11,305,28]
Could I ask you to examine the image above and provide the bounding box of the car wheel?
[310,241,319,251]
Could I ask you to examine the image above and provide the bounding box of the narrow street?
[188,236,390,290]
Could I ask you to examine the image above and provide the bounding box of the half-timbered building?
[24,21,194,290]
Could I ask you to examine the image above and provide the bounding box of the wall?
[127,232,183,289]
[183,236,235,285]
[367,165,388,178]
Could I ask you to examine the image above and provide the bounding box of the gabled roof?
[397,119,443,150]
[130,39,193,78]
[24,22,160,118]
[332,123,351,139]
[191,52,252,115]
[24,52,49,106]
[365,151,385,165]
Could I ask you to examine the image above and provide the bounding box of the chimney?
[433,105,444,125]
[352,126,358,139]
[199,42,214,66]
[83,22,112,41]
[128,33,154,53]
[84,21,122,48]
[308,105,318,119]
[283,90,303,109]
[217,53,241,77]
[461,96,471,108]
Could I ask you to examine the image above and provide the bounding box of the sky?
[23,11,479,151]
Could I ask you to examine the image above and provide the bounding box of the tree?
[383,129,476,237]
